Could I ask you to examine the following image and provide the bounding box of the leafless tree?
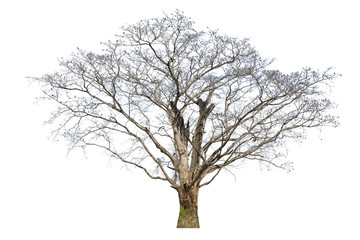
[30,10,339,228]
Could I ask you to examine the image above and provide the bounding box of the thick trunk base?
[176,187,200,228]
[177,205,199,228]
[177,205,200,228]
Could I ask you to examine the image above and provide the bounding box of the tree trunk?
[177,186,200,228]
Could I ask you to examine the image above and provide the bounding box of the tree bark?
[176,185,200,228]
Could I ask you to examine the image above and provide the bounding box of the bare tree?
[30,10,339,228]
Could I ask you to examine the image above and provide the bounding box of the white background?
[1,0,359,239]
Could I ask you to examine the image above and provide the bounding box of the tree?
[30,10,339,228]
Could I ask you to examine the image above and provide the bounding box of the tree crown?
[31,10,339,189]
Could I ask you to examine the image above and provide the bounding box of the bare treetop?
[31,10,339,228]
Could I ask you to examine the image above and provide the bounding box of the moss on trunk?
[177,204,200,228]
[176,186,200,228]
